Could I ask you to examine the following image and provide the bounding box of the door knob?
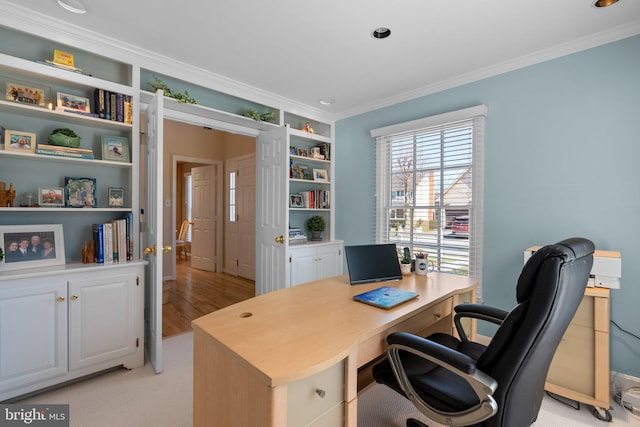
[275,235,285,244]
[144,245,157,256]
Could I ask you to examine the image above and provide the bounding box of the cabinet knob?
[71,295,79,301]
[275,235,285,244]
[57,296,65,302]
[315,389,326,398]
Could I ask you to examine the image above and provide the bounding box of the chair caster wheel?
[590,406,612,422]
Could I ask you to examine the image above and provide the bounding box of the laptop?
[353,286,418,309]
[344,243,403,285]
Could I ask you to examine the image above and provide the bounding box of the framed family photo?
[4,130,36,154]
[56,92,91,113]
[5,81,47,107]
[64,177,96,208]
[38,187,65,207]
[101,135,130,162]
[0,224,65,271]
[313,168,329,182]
[289,194,304,208]
[108,187,125,208]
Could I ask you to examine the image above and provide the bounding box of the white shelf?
[0,99,132,130]
[288,127,332,143]
[0,207,132,212]
[289,154,330,164]
[290,178,331,185]
[0,150,132,168]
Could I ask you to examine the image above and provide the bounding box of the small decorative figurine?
[0,182,16,207]
[301,122,316,134]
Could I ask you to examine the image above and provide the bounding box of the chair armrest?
[386,331,498,426]
[454,303,509,342]
[387,331,477,374]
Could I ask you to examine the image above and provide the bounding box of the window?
[229,171,237,223]
[371,105,486,300]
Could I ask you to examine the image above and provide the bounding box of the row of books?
[93,213,133,264]
[299,190,330,209]
[93,89,133,124]
[35,144,95,159]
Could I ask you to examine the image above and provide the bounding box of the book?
[104,222,113,264]
[38,144,93,154]
[93,223,105,263]
[110,92,117,121]
[104,91,111,120]
[123,95,133,125]
[35,148,94,159]
[94,88,106,119]
[115,92,124,122]
[123,212,133,260]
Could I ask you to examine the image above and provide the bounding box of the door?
[191,164,217,271]
[237,155,256,280]
[144,89,163,373]
[256,126,289,295]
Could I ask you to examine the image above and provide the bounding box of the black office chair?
[372,237,595,427]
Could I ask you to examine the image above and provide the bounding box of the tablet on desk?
[353,286,418,309]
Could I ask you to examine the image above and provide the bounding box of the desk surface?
[192,272,477,387]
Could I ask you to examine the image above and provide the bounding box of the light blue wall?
[335,35,640,377]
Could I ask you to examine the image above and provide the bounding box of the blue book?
[93,223,105,263]
[353,286,418,309]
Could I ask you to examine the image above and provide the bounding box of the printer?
[524,246,621,289]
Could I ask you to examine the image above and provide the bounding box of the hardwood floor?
[162,258,255,337]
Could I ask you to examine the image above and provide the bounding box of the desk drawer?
[357,298,453,366]
[288,361,344,426]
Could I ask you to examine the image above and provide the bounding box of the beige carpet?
[17,331,634,426]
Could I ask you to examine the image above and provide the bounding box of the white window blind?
[371,106,486,301]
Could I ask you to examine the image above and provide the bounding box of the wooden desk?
[192,273,477,427]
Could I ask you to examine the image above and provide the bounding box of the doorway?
[161,120,257,337]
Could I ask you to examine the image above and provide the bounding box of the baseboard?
[612,371,640,395]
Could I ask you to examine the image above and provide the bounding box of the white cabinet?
[0,263,144,401]
[0,279,67,395]
[290,242,344,287]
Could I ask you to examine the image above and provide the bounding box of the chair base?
[407,418,428,427]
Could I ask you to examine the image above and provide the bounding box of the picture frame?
[56,92,91,113]
[4,130,36,154]
[108,187,125,208]
[298,148,308,157]
[38,187,65,207]
[64,177,96,208]
[101,135,130,162]
[313,168,329,182]
[289,194,303,208]
[0,224,65,271]
[5,81,47,107]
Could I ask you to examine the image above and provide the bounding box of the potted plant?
[306,215,326,241]
[400,247,412,275]
[48,128,81,148]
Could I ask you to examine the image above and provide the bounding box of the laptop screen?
[344,243,403,285]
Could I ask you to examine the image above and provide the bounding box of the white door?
[191,165,217,271]
[256,126,289,295]
[237,155,256,280]
[144,89,163,373]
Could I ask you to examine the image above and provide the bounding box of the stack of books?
[93,213,133,264]
[36,144,95,159]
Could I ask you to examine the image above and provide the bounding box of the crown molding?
[334,20,640,120]
[0,1,337,124]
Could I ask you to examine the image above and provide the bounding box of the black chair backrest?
[477,237,594,427]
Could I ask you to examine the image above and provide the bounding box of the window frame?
[371,105,487,301]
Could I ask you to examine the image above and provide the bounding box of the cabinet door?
[0,279,67,394]
[68,273,138,371]
[315,244,343,281]
[290,247,318,286]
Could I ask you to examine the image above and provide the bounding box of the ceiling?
[3,0,640,118]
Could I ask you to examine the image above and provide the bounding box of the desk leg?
[345,352,358,426]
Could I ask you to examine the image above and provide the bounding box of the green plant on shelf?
[148,75,197,104]
[242,108,276,123]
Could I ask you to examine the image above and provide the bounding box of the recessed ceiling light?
[371,27,391,40]
[319,99,334,106]
[57,0,87,14]
[594,0,619,7]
